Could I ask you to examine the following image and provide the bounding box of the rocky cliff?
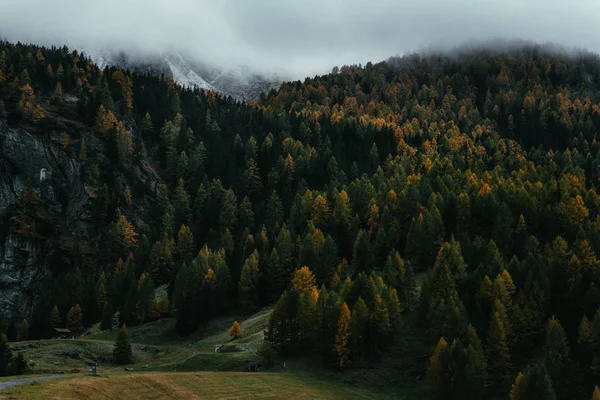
[0,117,162,322]
[0,231,45,322]
[0,120,54,320]
[0,119,88,217]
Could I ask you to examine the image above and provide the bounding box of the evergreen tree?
[66,304,83,333]
[591,309,600,378]
[50,305,62,328]
[239,250,260,313]
[435,237,467,283]
[383,250,415,309]
[544,316,571,399]
[352,229,372,273]
[243,158,262,195]
[351,297,369,359]
[14,352,28,375]
[466,324,488,385]
[140,112,154,139]
[266,191,284,229]
[16,319,29,342]
[262,248,286,304]
[173,261,202,335]
[113,324,132,364]
[219,188,238,232]
[276,224,295,275]
[172,179,191,229]
[486,311,512,392]
[101,301,114,331]
[175,224,194,265]
[0,333,13,377]
[238,196,255,231]
[510,364,556,400]
[427,337,448,400]
[137,273,155,323]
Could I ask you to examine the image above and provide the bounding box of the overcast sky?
[1,0,599,78]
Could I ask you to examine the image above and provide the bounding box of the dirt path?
[0,375,69,391]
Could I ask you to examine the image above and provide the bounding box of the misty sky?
[1,0,599,78]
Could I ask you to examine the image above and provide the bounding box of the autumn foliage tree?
[230,321,242,339]
[333,302,351,370]
[50,305,62,328]
[66,304,83,333]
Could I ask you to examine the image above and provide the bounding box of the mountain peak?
[84,49,280,101]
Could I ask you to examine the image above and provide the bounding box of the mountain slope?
[86,49,279,100]
[2,39,600,398]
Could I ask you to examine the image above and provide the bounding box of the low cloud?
[1,0,599,79]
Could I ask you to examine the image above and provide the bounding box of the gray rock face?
[0,119,90,320]
[0,120,84,216]
[0,232,45,320]
[0,117,164,321]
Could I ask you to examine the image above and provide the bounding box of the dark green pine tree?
[238,196,255,231]
[482,239,505,278]
[372,227,389,270]
[0,333,13,376]
[383,250,416,310]
[352,229,372,273]
[268,289,300,352]
[137,274,155,323]
[298,230,320,274]
[276,224,295,276]
[435,237,468,284]
[266,191,284,230]
[486,311,513,393]
[351,297,369,359]
[261,248,286,304]
[543,316,571,400]
[493,203,514,256]
[135,235,152,275]
[510,364,556,400]
[100,301,114,331]
[113,324,133,364]
[239,250,260,313]
[319,235,339,285]
[243,158,262,196]
[405,206,444,269]
[139,112,154,140]
[172,178,191,229]
[173,261,202,335]
[175,224,194,265]
[591,310,600,379]
[219,189,238,232]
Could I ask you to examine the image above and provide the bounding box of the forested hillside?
[1,40,600,398]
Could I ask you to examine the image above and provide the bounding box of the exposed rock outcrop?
[0,119,87,218]
[0,119,79,320]
[0,117,164,321]
[0,232,45,320]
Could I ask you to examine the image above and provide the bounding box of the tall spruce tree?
[113,324,132,364]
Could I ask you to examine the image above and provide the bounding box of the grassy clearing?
[0,371,381,400]
[1,306,427,399]
[8,307,272,375]
[8,337,191,375]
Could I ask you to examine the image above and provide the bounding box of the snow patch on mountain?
[80,48,281,101]
[166,57,214,91]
